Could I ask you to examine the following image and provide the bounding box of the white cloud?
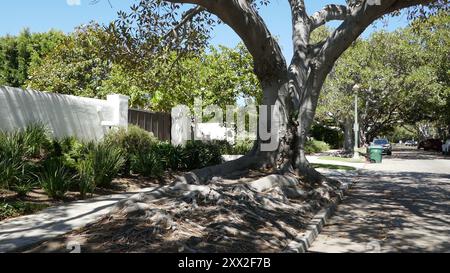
[66,0,81,6]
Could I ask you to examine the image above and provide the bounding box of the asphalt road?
[309,148,450,253]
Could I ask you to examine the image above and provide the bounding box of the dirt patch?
[23,170,342,253]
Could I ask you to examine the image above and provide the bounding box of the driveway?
[309,148,450,253]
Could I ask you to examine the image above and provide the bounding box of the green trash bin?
[369,146,383,163]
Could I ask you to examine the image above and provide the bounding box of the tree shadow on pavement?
[310,170,450,253]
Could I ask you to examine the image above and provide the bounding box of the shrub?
[76,159,96,199]
[212,139,255,156]
[11,179,36,197]
[182,141,223,170]
[231,138,254,155]
[131,149,164,178]
[38,157,74,199]
[152,142,185,171]
[305,139,331,154]
[214,140,234,155]
[104,126,158,174]
[51,136,86,171]
[86,142,125,188]
[0,131,35,195]
[22,123,52,158]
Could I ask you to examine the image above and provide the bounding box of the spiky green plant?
[88,142,125,188]
[131,149,164,178]
[22,123,52,158]
[0,131,35,195]
[76,159,96,199]
[38,158,74,200]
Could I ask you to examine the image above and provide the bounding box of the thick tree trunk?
[167,0,435,186]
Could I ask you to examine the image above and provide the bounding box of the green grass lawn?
[312,163,357,171]
[317,156,366,163]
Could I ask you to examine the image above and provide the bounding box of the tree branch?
[289,0,309,52]
[310,4,351,30]
[314,0,437,89]
[162,5,206,41]
[166,0,287,82]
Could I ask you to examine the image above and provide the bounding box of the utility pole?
[353,84,360,159]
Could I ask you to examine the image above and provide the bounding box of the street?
[309,148,450,253]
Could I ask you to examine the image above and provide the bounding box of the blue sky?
[0,0,409,59]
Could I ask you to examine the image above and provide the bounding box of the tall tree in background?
[0,29,65,88]
[25,23,259,110]
[27,25,112,97]
[318,11,449,148]
[100,43,260,111]
[114,0,446,184]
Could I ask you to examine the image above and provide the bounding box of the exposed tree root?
[23,157,345,253]
[31,163,344,253]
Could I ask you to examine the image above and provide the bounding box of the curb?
[284,170,361,253]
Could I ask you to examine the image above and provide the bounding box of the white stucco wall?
[0,86,129,141]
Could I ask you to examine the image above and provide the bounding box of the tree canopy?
[0,29,65,88]
[22,24,259,112]
[317,11,449,143]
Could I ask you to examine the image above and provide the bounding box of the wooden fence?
[128,109,171,141]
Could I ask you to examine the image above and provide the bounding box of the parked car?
[372,138,392,155]
[404,140,418,147]
[442,139,450,155]
[418,139,443,152]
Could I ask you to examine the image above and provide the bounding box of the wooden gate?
[128,109,171,141]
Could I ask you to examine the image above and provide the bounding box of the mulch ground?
[22,170,341,253]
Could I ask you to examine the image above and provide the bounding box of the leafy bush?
[152,142,185,171]
[213,140,233,155]
[0,123,52,195]
[104,126,158,174]
[131,149,164,178]
[86,142,125,188]
[231,138,254,155]
[182,141,223,170]
[305,139,331,154]
[11,179,36,197]
[51,136,87,171]
[212,139,254,155]
[37,157,74,199]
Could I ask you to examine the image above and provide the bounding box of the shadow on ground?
[309,170,450,253]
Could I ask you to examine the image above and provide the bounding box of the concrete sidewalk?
[307,155,367,169]
[0,187,156,253]
[309,150,450,253]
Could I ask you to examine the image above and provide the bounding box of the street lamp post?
[353,84,360,159]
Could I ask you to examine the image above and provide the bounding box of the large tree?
[0,29,65,88]
[318,11,449,149]
[110,0,447,184]
[26,24,258,110]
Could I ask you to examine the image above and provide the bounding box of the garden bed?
[21,169,342,253]
[0,173,179,222]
